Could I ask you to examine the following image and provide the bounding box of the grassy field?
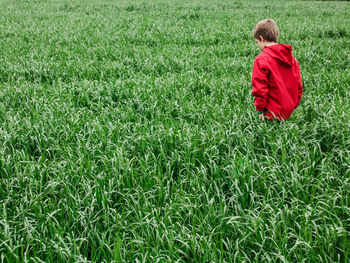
[0,0,349,262]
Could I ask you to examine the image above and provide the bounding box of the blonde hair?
[253,19,279,43]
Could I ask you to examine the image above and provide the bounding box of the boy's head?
[253,19,279,50]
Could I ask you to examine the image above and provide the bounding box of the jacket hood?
[263,44,293,68]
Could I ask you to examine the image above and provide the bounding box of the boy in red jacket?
[252,19,302,121]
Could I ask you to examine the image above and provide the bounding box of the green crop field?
[0,0,349,262]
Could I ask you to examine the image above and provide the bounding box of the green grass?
[0,0,349,262]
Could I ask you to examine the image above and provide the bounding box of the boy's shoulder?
[256,49,273,60]
[254,51,273,67]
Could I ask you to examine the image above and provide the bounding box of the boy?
[252,19,302,121]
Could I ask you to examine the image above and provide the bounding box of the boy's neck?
[263,42,277,49]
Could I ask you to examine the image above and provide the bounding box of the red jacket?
[252,44,302,120]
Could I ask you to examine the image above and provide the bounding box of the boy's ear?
[259,35,264,42]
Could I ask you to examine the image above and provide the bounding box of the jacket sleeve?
[295,61,303,109]
[252,58,269,111]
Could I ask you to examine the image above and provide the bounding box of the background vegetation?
[0,0,349,262]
